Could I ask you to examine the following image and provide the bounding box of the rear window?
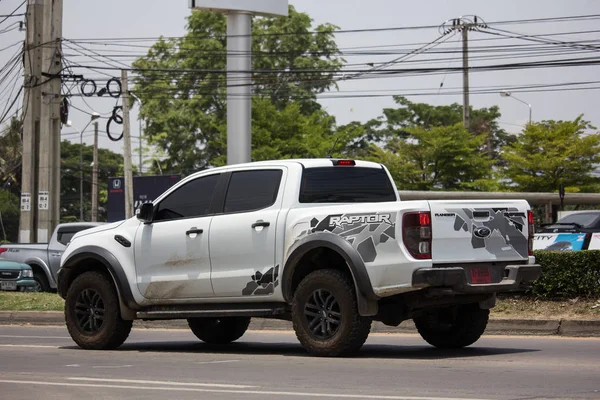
[299,166,396,203]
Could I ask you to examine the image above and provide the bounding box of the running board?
[136,302,288,320]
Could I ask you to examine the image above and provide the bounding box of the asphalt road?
[0,325,599,400]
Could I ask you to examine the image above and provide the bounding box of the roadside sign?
[20,193,31,212]
[533,233,586,251]
[38,191,49,210]
[107,175,181,222]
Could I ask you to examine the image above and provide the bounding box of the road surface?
[0,325,598,399]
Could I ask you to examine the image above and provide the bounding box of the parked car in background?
[0,222,102,292]
[537,211,600,250]
[0,260,37,292]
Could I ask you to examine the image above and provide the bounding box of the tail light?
[0,248,7,256]
[402,212,432,259]
[527,210,535,256]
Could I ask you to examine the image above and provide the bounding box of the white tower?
[189,0,289,165]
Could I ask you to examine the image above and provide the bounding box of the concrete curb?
[1,311,599,337]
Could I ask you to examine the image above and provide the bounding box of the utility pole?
[129,92,143,175]
[441,16,487,130]
[91,121,99,222]
[139,119,143,175]
[461,27,470,129]
[38,0,63,242]
[19,0,45,243]
[121,70,134,219]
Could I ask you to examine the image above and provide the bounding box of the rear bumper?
[412,264,541,294]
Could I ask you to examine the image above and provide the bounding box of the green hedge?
[532,250,600,298]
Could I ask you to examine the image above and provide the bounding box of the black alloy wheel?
[304,289,341,339]
[75,288,105,334]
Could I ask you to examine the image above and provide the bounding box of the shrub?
[532,250,600,298]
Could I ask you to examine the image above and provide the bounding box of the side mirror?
[137,203,154,224]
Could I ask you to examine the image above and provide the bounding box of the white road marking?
[0,379,493,400]
[196,359,240,365]
[0,344,59,348]
[91,365,133,369]
[65,364,80,367]
[0,335,70,339]
[68,377,257,389]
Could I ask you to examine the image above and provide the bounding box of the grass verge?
[492,295,600,320]
[0,292,64,311]
[1,292,599,319]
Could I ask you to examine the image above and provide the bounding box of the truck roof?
[185,159,384,180]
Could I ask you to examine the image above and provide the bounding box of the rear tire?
[187,317,251,344]
[291,269,371,357]
[414,303,489,349]
[64,271,132,350]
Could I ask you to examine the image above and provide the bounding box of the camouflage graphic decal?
[447,207,528,258]
[296,212,396,262]
[242,265,279,295]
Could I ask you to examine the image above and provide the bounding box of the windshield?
[299,166,397,203]
[556,213,600,228]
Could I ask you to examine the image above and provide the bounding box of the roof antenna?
[327,136,341,158]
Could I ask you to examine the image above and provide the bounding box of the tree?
[353,96,514,163]
[60,140,124,221]
[0,117,23,196]
[368,124,494,191]
[0,189,19,243]
[501,117,600,192]
[133,6,343,173]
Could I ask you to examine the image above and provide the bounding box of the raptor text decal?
[329,214,392,227]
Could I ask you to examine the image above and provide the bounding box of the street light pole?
[130,92,143,175]
[67,113,99,221]
[500,91,532,124]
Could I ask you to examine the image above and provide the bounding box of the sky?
[1,0,599,168]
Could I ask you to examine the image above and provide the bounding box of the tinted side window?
[57,231,76,246]
[224,170,283,213]
[155,174,220,221]
[56,225,96,245]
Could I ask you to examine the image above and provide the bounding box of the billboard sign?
[107,175,181,222]
[533,233,587,251]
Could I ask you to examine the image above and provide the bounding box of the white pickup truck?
[57,159,540,356]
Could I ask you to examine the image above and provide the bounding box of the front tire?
[65,271,132,350]
[32,270,49,292]
[187,317,251,344]
[414,303,489,349]
[291,269,371,357]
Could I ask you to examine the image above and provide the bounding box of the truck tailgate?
[428,200,530,263]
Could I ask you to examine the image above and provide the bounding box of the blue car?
[0,260,38,292]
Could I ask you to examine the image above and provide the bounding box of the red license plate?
[470,267,492,284]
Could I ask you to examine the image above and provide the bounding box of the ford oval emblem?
[473,226,492,238]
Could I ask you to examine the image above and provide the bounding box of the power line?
[62,14,600,42]
[0,0,25,26]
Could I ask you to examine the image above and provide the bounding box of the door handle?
[186,227,204,236]
[50,253,61,257]
[251,220,270,229]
